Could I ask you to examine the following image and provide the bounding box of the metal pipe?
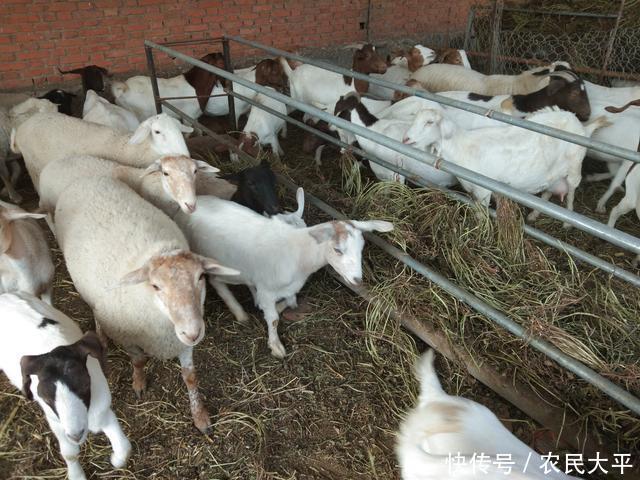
[276,175,640,416]
[222,38,237,132]
[159,36,224,47]
[463,6,476,51]
[144,45,162,115]
[145,40,640,255]
[227,88,640,287]
[502,7,619,19]
[224,35,640,164]
[157,94,229,101]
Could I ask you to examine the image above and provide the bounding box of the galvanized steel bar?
[502,7,619,19]
[145,45,162,116]
[228,89,640,287]
[224,35,640,164]
[222,38,237,132]
[147,45,640,415]
[277,175,640,416]
[144,40,640,255]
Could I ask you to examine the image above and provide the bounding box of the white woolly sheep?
[0,98,58,203]
[402,108,608,227]
[409,61,571,95]
[82,89,140,133]
[0,201,54,304]
[0,292,131,480]
[38,154,219,219]
[11,111,192,190]
[54,176,238,433]
[175,195,393,358]
[397,349,580,480]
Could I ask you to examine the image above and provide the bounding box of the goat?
[434,47,472,68]
[369,45,437,100]
[112,52,226,121]
[175,197,393,358]
[0,292,131,480]
[582,89,640,213]
[402,108,608,227]
[38,89,77,115]
[438,70,591,129]
[82,90,140,133]
[397,349,580,480]
[280,43,387,114]
[221,159,281,215]
[608,163,640,266]
[333,93,455,186]
[0,201,54,304]
[58,65,110,94]
[409,61,571,95]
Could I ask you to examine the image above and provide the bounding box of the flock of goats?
[1,40,638,480]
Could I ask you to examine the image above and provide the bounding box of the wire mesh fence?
[465,5,640,83]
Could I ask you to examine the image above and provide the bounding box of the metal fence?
[143,37,640,418]
[464,3,640,83]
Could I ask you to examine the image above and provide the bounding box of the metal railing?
[143,38,640,416]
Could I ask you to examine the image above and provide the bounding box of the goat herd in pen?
[0,33,638,480]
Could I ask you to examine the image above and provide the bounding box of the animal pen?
[142,28,640,475]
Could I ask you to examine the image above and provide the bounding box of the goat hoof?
[595,205,606,214]
[110,447,131,469]
[269,341,287,359]
[193,416,212,435]
[133,383,146,399]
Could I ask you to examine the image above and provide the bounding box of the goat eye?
[151,284,160,291]
[154,130,161,135]
[193,169,198,175]
[163,171,169,177]
[333,247,343,256]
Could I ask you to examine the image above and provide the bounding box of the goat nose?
[184,202,196,213]
[402,137,410,144]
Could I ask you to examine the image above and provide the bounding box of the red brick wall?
[1,0,480,90]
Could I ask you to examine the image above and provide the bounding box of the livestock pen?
[1,2,640,480]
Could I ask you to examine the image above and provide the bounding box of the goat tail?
[9,128,20,154]
[415,349,445,403]
[279,56,293,79]
[584,115,611,137]
[110,81,128,99]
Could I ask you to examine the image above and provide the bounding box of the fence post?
[463,5,476,51]
[145,45,162,115]
[489,0,504,74]
[222,36,237,132]
[600,0,625,83]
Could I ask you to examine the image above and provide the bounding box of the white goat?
[82,89,140,133]
[11,112,192,189]
[279,43,387,114]
[607,164,640,266]
[409,61,570,95]
[0,201,54,304]
[397,350,580,480]
[175,196,393,358]
[402,108,608,226]
[39,154,218,217]
[0,292,131,480]
[333,94,456,187]
[580,84,640,213]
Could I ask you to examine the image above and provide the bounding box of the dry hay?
[267,124,640,468]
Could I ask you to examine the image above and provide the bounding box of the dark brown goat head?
[183,52,226,111]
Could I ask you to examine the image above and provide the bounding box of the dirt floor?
[1,113,638,480]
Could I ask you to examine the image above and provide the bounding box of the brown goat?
[183,53,226,110]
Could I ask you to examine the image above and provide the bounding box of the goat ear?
[195,160,220,174]
[439,117,456,140]
[141,159,162,178]
[196,255,240,277]
[179,123,194,134]
[350,220,394,233]
[547,78,565,96]
[74,331,107,373]
[129,120,151,144]
[294,187,305,218]
[308,223,336,244]
[20,355,43,401]
[119,264,149,286]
